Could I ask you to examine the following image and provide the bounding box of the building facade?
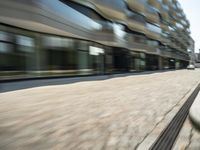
[195,50,200,63]
[0,0,192,80]
[188,38,195,65]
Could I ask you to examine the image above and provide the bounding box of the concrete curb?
[189,91,200,129]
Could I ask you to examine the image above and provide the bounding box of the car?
[187,64,195,70]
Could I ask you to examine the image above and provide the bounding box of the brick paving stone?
[0,70,200,150]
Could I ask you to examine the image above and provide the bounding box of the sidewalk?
[190,92,200,129]
[0,70,200,150]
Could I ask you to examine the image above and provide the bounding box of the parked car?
[187,64,195,70]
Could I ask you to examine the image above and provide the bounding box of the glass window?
[42,0,102,31]
[0,31,9,41]
[169,26,175,32]
[43,36,74,48]
[181,20,187,26]
[0,42,13,53]
[147,23,161,34]
[62,38,73,48]
[16,35,35,53]
[147,39,159,46]
[77,41,89,51]
[176,23,184,29]
[113,23,126,39]
[127,10,145,24]
[0,31,13,42]
[43,36,62,47]
[139,0,148,5]
[89,46,104,56]
[17,35,34,47]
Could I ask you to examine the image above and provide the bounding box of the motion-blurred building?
[0,0,193,80]
[194,50,200,68]
[188,38,195,65]
[195,50,200,63]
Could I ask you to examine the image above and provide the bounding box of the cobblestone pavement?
[0,70,200,150]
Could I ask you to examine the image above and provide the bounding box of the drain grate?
[150,84,200,150]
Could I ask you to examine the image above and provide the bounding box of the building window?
[113,23,126,39]
[0,31,14,53]
[16,35,35,53]
[43,36,73,49]
[147,23,161,34]
[147,39,159,46]
[0,43,13,53]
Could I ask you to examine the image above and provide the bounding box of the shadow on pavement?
[0,70,176,93]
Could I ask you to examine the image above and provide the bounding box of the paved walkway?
[189,92,200,129]
[0,70,200,150]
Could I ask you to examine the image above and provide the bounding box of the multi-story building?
[188,38,195,65]
[0,0,192,80]
[195,50,200,63]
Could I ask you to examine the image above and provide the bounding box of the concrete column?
[34,34,47,76]
[175,60,180,69]
[158,56,163,70]
[26,33,43,77]
[78,50,89,75]
[135,58,140,71]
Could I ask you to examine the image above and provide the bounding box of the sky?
[179,0,200,53]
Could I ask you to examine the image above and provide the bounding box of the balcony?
[160,11,169,23]
[158,30,169,45]
[162,3,169,11]
[185,20,190,28]
[146,39,160,54]
[177,33,184,43]
[160,34,170,45]
[72,0,127,22]
[174,13,182,22]
[146,30,160,41]
[145,7,159,24]
[93,21,114,33]
[147,0,161,10]
[168,3,177,16]
[169,17,176,27]
[127,20,147,34]
[126,0,146,14]
[146,23,162,41]
[160,23,169,32]
[127,33,146,44]
[146,13,159,24]
[163,0,169,5]
[174,32,183,43]
[180,20,188,28]
[126,10,146,34]
[127,33,150,52]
